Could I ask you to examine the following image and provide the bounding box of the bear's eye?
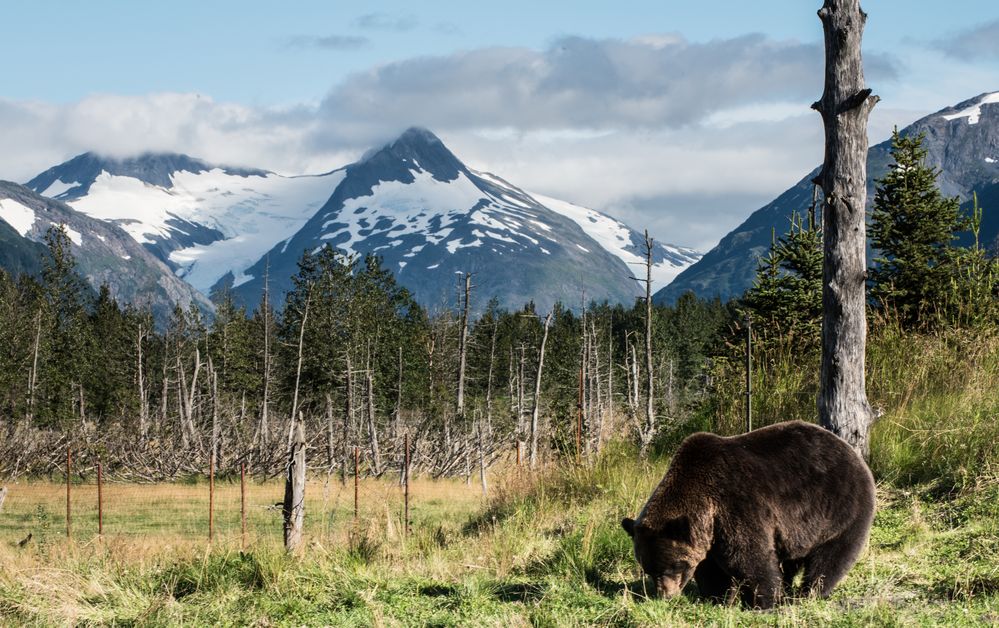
[669,561,688,574]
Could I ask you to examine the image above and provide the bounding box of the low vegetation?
[1,326,997,626]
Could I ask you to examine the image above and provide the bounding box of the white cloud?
[0,31,948,254]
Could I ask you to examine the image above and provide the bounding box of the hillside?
[656,91,999,304]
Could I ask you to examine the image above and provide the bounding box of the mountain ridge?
[655,90,999,304]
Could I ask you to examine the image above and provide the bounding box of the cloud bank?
[0,32,909,250]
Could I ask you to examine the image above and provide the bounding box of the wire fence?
[0,448,491,549]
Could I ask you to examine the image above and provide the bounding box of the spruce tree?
[744,211,823,342]
[869,129,966,326]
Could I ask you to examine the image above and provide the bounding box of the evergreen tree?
[744,211,823,341]
[869,129,966,326]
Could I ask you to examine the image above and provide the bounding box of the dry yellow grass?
[0,475,485,551]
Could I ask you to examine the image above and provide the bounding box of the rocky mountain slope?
[0,181,212,323]
[655,90,999,304]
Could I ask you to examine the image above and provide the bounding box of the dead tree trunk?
[456,272,472,421]
[283,419,306,553]
[517,345,526,436]
[529,310,553,468]
[394,346,403,443]
[641,230,656,455]
[342,353,353,485]
[137,324,149,443]
[289,288,311,446]
[25,311,41,424]
[259,264,273,450]
[326,393,335,469]
[814,0,877,459]
[365,346,382,476]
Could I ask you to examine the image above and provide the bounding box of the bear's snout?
[654,574,684,598]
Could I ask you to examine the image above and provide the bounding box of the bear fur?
[621,420,875,609]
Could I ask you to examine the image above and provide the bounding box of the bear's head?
[622,515,705,598]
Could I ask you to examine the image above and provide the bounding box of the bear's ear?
[660,515,691,542]
[621,517,636,538]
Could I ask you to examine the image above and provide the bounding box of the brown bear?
[621,420,875,609]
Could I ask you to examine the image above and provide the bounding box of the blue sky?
[2,1,997,250]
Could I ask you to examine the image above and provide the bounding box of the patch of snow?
[121,254,131,261]
[62,226,83,246]
[398,261,407,269]
[328,170,486,257]
[427,263,440,269]
[540,247,551,255]
[941,92,999,125]
[96,234,106,242]
[42,179,81,198]
[69,168,345,293]
[530,191,699,287]
[0,198,37,236]
[576,244,590,252]
[987,157,996,164]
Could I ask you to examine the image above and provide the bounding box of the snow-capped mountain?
[0,181,212,324]
[231,128,700,312]
[26,152,344,296]
[23,129,699,313]
[656,90,999,304]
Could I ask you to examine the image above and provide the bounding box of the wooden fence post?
[283,421,306,553]
[241,461,247,550]
[404,432,410,537]
[209,452,215,542]
[353,445,359,523]
[66,446,71,540]
[97,458,103,538]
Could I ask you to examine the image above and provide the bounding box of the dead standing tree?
[283,419,306,553]
[529,309,553,468]
[814,0,877,458]
[630,230,657,454]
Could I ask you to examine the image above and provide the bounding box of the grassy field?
[2,326,997,626]
[1,456,998,626]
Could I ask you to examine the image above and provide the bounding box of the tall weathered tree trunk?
[365,346,382,476]
[814,0,877,459]
[283,419,306,553]
[25,311,41,424]
[529,310,553,468]
[136,324,149,443]
[456,272,471,421]
[642,230,656,455]
[289,289,311,446]
[259,264,273,450]
[342,353,353,486]
[394,346,403,443]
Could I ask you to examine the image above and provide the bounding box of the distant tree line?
[0,230,731,479]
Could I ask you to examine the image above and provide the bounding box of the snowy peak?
[233,128,700,312]
[26,151,270,200]
[354,127,465,188]
[940,91,999,126]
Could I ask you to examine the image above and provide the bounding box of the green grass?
[2,460,999,626]
[2,326,998,626]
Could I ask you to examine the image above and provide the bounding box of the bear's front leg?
[693,557,733,602]
[729,551,783,610]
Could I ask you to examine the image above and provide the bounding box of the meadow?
[2,324,998,626]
